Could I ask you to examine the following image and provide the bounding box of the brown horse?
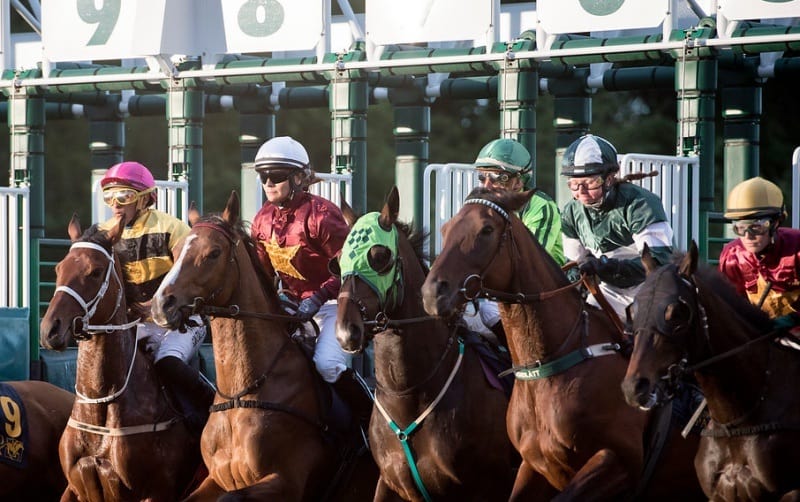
[151,191,378,501]
[335,187,515,501]
[421,188,703,501]
[39,215,201,502]
[621,243,800,500]
[0,380,74,501]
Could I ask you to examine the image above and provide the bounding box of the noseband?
[55,241,139,339]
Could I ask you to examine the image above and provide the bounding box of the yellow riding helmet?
[724,176,785,220]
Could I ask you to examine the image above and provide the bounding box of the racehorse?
[335,187,515,501]
[39,215,202,502]
[621,243,800,500]
[0,380,74,501]
[150,191,378,501]
[421,187,703,501]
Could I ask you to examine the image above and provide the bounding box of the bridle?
[54,241,140,405]
[55,241,139,339]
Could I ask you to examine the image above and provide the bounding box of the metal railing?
[91,177,190,224]
[1,186,29,308]
[422,163,479,256]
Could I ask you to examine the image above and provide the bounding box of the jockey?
[719,177,800,323]
[250,136,372,428]
[98,161,214,434]
[560,134,674,320]
[472,138,565,344]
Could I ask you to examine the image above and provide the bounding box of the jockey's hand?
[296,292,325,322]
[578,255,622,282]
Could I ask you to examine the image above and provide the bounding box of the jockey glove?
[578,255,623,283]
[296,291,326,322]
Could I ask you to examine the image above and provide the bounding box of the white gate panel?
[1,186,30,308]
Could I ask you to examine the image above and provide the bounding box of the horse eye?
[664,302,689,324]
[208,248,221,260]
[367,245,394,275]
[480,225,494,236]
[89,267,104,279]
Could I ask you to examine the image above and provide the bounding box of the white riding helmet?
[254,136,311,174]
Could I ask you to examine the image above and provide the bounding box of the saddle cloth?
[0,382,29,468]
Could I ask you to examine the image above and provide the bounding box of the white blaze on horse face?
[155,234,197,298]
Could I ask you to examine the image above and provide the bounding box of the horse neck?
[210,240,296,394]
[373,244,456,394]
[693,288,773,424]
[501,219,586,364]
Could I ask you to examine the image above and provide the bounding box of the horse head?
[40,214,126,350]
[421,187,534,319]
[335,186,429,353]
[152,190,273,329]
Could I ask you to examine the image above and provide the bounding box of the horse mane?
[394,220,430,274]
[685,254,771,332]
[79,224,113,250]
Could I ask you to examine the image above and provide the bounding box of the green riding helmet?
[561,134,619,177]
[474,138,532,186]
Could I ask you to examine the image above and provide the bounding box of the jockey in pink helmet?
[99,161,214,436]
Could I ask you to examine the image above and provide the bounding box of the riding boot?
[490,321,508,348]
[333,368,373,433]
[155,356,215,437]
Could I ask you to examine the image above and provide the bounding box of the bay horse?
[621,243,800,500]
[150,191,378,501]
[39,215,201,502]
[0,380,74,501]
[335,187,515,501]
[421,187,703,501]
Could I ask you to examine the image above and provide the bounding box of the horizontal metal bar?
[2,33,800,89]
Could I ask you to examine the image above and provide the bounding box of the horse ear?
[340,199,358,228]
[188,201,200,226]
[641,243,660,275]
[379,186,399,230]
[67,213,82,242]
[223,191,240,225]
[106,216,125,245]
[678,240,699,277]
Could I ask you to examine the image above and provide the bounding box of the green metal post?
[498,62,539,188]
[389,84,430,227]
[8,88,45,371]
[326,50,368,214]
[673,28,717,261]
[721,82,761,232]
[236,92,275,222]
[550,72,592,209]
[167,79,205,213]
[85,95,124,171]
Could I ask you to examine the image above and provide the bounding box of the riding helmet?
[724,176,786,221]
[560,134,619,177]
[473,138,532,175]
[254,136,311,175]
[101,161,157,204]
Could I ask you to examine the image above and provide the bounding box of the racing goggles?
[258,170,292,185]
[566,175,605,191]
[731,218,774,237]
[478,171,515,186]
[102,187,152,207]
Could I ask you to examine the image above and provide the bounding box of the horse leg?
[218,474,295,501]
[780,490,800,502]
[373,477,406,502]
[553,449,632,502]
[59,487,78,502]
[509,461,558,502]
[181,475,227,502]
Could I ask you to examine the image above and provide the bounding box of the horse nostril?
[436,280,450,296]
